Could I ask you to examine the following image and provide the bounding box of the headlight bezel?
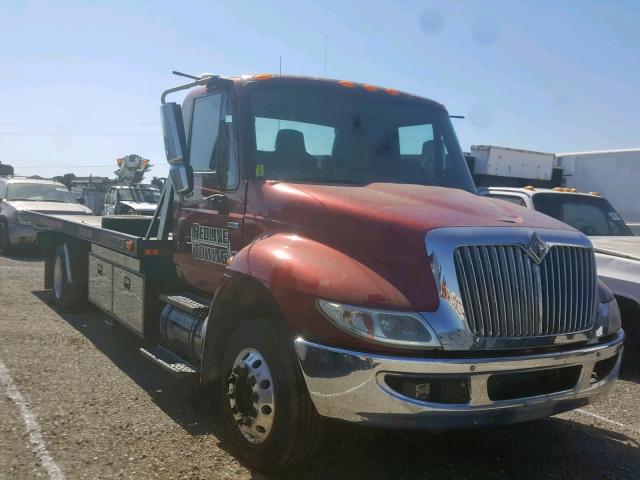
[317,299,442,349]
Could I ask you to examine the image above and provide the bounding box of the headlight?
[317,299,441,349]
[15,212,32,226]
[596,280,621,334]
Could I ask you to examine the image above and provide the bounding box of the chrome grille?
[454,245,597,338]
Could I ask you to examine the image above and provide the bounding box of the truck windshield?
[117,187,160,203]
[248,82,476,192]
[533,193,632,236]
[7,183,76,203]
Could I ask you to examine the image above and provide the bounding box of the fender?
[228,233,413,310]
[199,233,417,383]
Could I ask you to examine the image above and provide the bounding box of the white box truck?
[470,145,555,181]
[557,149,640,233]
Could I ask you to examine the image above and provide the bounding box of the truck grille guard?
[423,227,602,351]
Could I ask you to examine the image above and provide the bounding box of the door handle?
[206,194,229,214]
[97,264,103,276]
[123,276,131,290]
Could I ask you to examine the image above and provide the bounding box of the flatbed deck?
[22,211,171,258]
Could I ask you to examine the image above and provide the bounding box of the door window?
[189,93,238,189]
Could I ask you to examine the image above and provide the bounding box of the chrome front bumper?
[294,330,624,429]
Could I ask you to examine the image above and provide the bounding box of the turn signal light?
[252,73,273,80]
[524,185,535,191]
[124,240,135,252]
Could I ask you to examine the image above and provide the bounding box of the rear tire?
[0,222,12,256]
[52,244,86,310]
[220,318,323,472]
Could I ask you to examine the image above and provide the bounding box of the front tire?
[220,318,323,472]
[52,244,86,310]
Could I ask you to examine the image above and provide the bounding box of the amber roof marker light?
[252,73,274,80]
[338,80,355,88]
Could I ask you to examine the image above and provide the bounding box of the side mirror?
[161,102,192,194]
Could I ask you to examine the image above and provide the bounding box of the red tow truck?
[23,73,624,472]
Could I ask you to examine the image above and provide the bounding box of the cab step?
[139,345,199,377]
[159,293,210,320]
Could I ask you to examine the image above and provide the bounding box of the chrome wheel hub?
[53,255,63,299]
[227,348,275,444]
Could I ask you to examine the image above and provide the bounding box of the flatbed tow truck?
[23,72,624,472]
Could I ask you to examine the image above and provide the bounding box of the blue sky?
[2,0,639,179]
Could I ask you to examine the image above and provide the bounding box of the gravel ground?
[1,254,639,479]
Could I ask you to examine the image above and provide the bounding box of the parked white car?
[479,187,640,338]
[0,177,93,254]
[103,185,160,216]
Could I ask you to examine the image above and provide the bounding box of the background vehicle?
[23,73,623,472]
[468,145,640,234]
[480,186,639,340]
[102,185,160,216]
[0,177,92,254]
[557,149,640,231]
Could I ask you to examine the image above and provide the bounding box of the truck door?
[173,89,243,294]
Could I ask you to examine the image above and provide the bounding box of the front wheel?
[220,318,324,472]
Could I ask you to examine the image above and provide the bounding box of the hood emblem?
[526,234,550,264]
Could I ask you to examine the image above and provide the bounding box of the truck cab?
[26,74,624,472]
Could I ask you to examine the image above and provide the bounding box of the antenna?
[324,34,328,76]
[279,57,282,76]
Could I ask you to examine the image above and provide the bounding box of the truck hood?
[590,236,640,261]
[9,201,92,215]
[119,201,157,212]
[251,182,573,311]
[258,181,571,233]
